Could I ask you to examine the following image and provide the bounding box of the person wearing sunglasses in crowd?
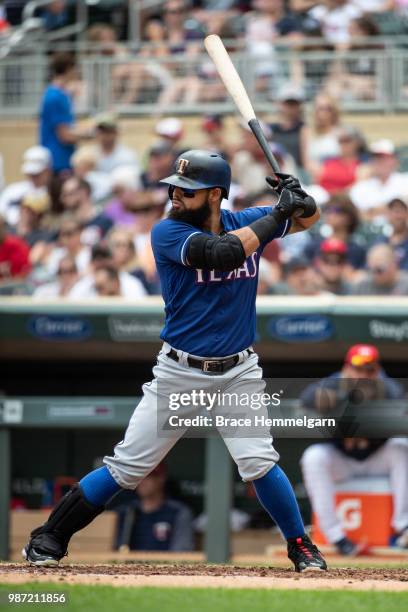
[300,344,408,555]
[33,255,79,298]
[350,243,408,296]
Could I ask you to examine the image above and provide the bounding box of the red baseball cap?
[320,238,347,256]
[345,344,379,367]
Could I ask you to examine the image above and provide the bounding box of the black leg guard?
[27,484,104,559]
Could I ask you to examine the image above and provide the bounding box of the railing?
[1,46,408,117]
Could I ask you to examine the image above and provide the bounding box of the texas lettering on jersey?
[151,206,291,356]
[195,252,258,284]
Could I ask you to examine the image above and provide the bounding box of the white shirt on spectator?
[350,173,408,210]
[308,132,340,165]
[33,282,63,298]
[46,247,91,277]
[352,0,388,11]
[95,144,140,175]
[310,3,362,45]
[84,170,113,203]
[0,181,41,226]
[68,271,147,299]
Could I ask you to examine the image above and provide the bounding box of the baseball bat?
[204,34,280,176]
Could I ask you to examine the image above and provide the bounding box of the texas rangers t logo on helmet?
[176,158,190,175]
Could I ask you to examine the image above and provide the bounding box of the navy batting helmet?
[160,150,231,198]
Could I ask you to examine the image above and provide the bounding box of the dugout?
[1,296,408,561]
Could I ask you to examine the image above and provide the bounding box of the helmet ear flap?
[168,185,175,199]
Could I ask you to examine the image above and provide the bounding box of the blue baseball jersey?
[151,207,291,357]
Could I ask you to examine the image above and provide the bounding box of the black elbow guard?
[187,233,246,272]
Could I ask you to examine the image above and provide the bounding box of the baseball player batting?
[23,151,327,572]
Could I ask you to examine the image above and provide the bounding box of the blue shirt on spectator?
[39,85,74,172]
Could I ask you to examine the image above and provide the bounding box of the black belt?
[166,348,252,374]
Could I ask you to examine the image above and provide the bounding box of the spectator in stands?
[324,16,382,102]
[40,0,69,31]
[305,194,366,269]
[285,0,322,37]
[244,0,300,94]
[113,18,172,106]
[318,126,368,194]
[350,243,408,295]
[377,198,408,270]
[269,83,309,172]
[108,228,160,295]
[59,177,113,246]
[191,0,243,36]
[314,238,353,294]
[86,23,126,57]
[15,191,52,247]
[162,0,203,53]
[0,214,31,281]
[257,257,281,294]
[271,256,324,295]
[111,463,194,551]
[69,244,147,299]
[94,266,122,297]
[138,141,175,203]
[201,115,231,161]
[44,217,90,277]
[33,255,79,298]
[349,140,408,221]
[104,167,142,229]
[153,1,204,109]
[39,53,90,175]
[300,344,408,554]
[0,146,51,227]
[306,94,342,181]
[70,146,112,204]
[154,118,185,156]
[93,113,139,175]
[232,120,296,196]
[309,0,362,49]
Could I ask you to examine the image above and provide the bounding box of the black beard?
[168,196,211,229]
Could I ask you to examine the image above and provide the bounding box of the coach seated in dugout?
[300,344,408,555]
[108,463,194,552]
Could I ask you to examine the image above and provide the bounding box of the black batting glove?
[273,188,299,223]
[266,173,317,219]
[266,172,307,198]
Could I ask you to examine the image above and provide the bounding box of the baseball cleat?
[22,545,61,567]
[287,534,328,572]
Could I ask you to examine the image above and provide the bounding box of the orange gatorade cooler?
[312,477,393,546]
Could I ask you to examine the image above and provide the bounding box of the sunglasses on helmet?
[169,185,197,199]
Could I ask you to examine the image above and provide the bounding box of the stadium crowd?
[1,0,408,297]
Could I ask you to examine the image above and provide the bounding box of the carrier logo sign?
[176,158,190,175]
[28,315,91,341]
[268,315,333,342]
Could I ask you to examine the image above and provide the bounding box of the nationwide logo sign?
[267,314,333,343]
[369,319,408,342]
[108,316,163,342]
